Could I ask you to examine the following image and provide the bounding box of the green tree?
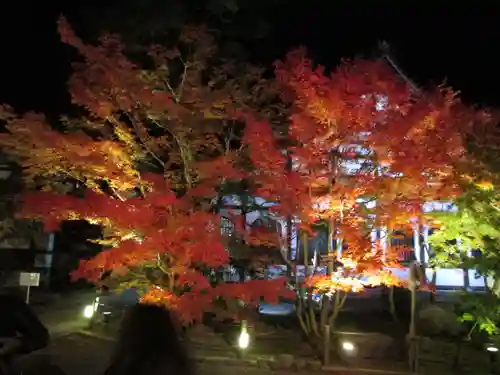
[429,113,500,341]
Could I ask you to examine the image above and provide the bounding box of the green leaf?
[462,313,474,321]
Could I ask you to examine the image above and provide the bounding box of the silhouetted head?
[105,303,192,375]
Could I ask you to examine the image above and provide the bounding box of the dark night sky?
[2,2,500,115]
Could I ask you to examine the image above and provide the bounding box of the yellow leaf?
[476,180,494,191]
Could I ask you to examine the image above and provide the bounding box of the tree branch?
[116,114,166,170]
[165,59,189,103]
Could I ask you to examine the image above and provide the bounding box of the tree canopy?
[0,18,289,324]
[0,16,488,329]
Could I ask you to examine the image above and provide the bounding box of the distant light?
[487,346,499,353]
[342,341,355,352]
[312,293,321,303]
[83,305,94,319]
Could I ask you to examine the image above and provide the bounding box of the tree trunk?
[285,150,293,277]
[297,230,321,358]
[408,262,418,373]
[388,286,398,321]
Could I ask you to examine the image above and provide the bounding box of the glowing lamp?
[341,341,355,352]
[83,305,94,319]
[238,320,250,350]
[238,330,250,350]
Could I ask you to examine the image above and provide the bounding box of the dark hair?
[105,303,192,375]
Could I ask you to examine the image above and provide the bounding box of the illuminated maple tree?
[0,18,290,324]
[244,48,467,344]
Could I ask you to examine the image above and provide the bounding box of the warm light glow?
[238,330,250,349]
[328,274,365,293]
[306,264,401,295]
[340,258,357,269]
[476,180,494,191]
[83,305,94,318]
[342,341,355,352]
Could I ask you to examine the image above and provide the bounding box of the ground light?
[341,341,355,352]
[485,343,499,374]
[340,340,357,358]
[83,305,94,319]
[238,320,250,350]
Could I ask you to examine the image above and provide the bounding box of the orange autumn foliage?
[244,48,467,293]
[0,18,289,324]
[0,20,473,321]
